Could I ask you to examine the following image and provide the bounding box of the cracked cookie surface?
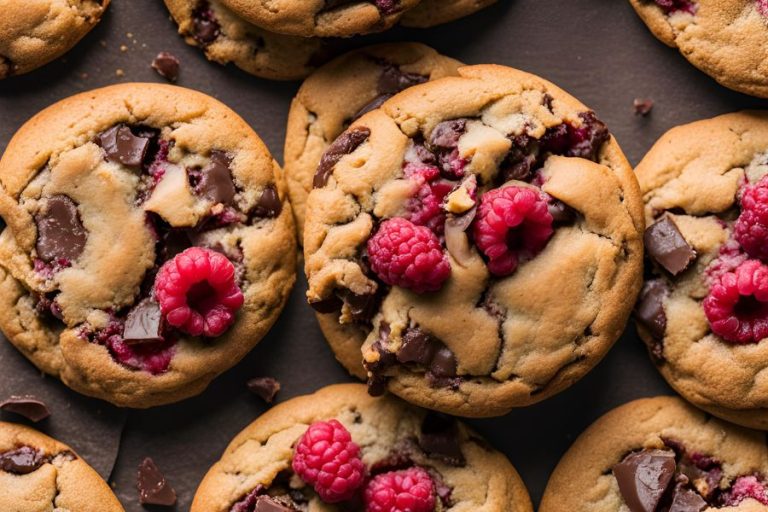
[0,83,296,408]
[303,64,644,418]
[0,421,124,512]
[191,383,533,512]
[400,0,497,28]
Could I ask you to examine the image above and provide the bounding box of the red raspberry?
[703,259,768,344]
[473,186,554,276]
[364,467,436,512]
[367,218,451,293]
[292,420,365,503]
[404,164,452,235]
[734,176,768,261]
[154,247,244,337]
[724,476,768,506]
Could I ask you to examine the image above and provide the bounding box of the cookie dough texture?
[304,64,644,417]
[0,421,124,512]
[192,384,533,512]
[0,0,109,79]
[401,0,497,27]
[629,0,768,98]
[284,43,462,240]
[0,83,296,407]
[539,396,768,511]
[637,111,768,430]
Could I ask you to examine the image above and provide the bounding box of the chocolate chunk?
[613,449,676,512]
[548,200,576,225]
[429,347,458,378]
[378,64,427,95]
[151,52,180,82]
[123,298,164,345]
[137,457,177,506]
[251,185,282,218]
[231,486,265,512]
[353,93,392,121]
[197,150,236,205]
[0,446,45,474]
[247,377,280,403]
[308,295,343,313]
[35,195,88,263]
[398,329,438,366]
[0,396,50,422]
[634,98,654,116]
[419,412,465,466]
[668,486,707,512]
[192,4,220,44]
[313,127,371,188]
[636,279,668,343]
[337,289,380,324]
[98,125,151,168]
[645,216,696,275]
[254,496,297,512]
[429,119,467,149]
[365,324,396,397]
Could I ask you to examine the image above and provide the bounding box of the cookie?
[400,0,497,28]
[629,0,768,98]
[0,83,296,408]
[0,0,109,79]
[303,64,644,418]
[0,421,124,512]
[164,0,336,80]
[284,43,462,241]
[191,383,533,512]
[634,111,768,430]
[540,396,768,511]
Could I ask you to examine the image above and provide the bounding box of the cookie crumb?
[247,377,281,403]
[151,52,180,82]
[633,98,654,116]
[115,68,125,77]
[119,45,128,52]
[0,396,50,422]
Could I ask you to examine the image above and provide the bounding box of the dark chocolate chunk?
[314,127,371,188]
[0,396,50,422]
[137,457,177,506]
[151,52,180,82]
[636,279,669,343]
[197,150,236,205]
[634,98,654,116]
[548,200,576,225]
[123,298,164,345]
[0,446,45,474]
[308,295,343,313]
[98,125,151,168]
[377,64,427,95]
[247,377,281,403]
[337,289,380,324]
[644,216,696,275]
[353,93,392,121]
[429,119,467,149]
[230,486,265,512]
[418,412,465,466]
[192,4,220,45]
[365,324,396,397]
[35,195,88,263]
[429,346,458,378]
[254,496,297,512]
[668,486,707,512]
[398,329,438,366]
[251,185,282,218]
[613,449,676,512]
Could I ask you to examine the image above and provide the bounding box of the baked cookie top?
[400,0,497,28]
[191,383,532,512]
[0,83,296,408]
[303,64,644,418]
[540,396,768,511]
[635,111,768,430]
[0,421,124,512]
[0,0,109,79]
[284,43,462,241]
[629,0,768,98]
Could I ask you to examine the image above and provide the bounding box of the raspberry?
[703,259,768,344]
[759,0,768,17]
[367,218,451,293]
[734,176,768,261]
[723,476,768,506]
[364,467,436,512]
[154,247,244,337]
[473,186,554,276]
[654,0,695,14]
[404,164,452,235]
[292,420,365,503]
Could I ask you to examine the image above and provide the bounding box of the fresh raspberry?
[364,467,436,512]
[404,164,453,235]
[734,176,768,261]
[292,420,365,503]
[723,476,768,506]
[154,247,244,337]
[107,336,175,375]
[473,186,554,276]
[703,259,768,344]
[654,0,695,14]
[367,218,451,293]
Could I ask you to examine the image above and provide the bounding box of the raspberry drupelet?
[404,164,453,236]
[364,467,436,512]
[734,175,768,262]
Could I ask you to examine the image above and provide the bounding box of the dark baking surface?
[1,0,768,509]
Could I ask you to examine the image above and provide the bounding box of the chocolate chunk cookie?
[0,83,296,408]
[284,43,462,241]
[635,111,768,430]
[629,0,768,98]
[303,64,644,417]
[540,396,768,511]
[0,0,109,79]
[401,0,497,28]
[0,421,124,511]
[191,383,533,512]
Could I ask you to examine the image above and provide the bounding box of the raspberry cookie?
[0,83,296,407]
[191,384,533,512]
[284,43,462,240]
[303,64,644,417]
[635,111,768,429]
[0,421,124,511]
[540,396,768,511]
[400,0,497,28]
[629,0,768,98]
[0,0,109,79]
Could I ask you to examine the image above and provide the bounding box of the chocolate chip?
[634,98,654,116]
[429,119,466,150]
[231,486,265,512]
[151,52,180,82]
[418,412,465,467]
[429,346,457,378]
[196,150,236,205]
[251,185,282,218]
[35,195,88,263]
[313,127,371,188]
[254,496,297,512]
[123,298,164,345]
[377,64,427,95]
[398,329,438,366]
[668,486,707,512]
[137,457,177,507]
[0,396,50,422]
[613,449,676,512]
[98,125,151,168]
[192,3,220,45]
[0,446,45,474]
[247,377,280,403]
[645,216,696,275]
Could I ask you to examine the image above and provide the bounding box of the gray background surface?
[1,0,767,510]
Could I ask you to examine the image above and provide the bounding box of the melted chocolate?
[197,150,236,205]
[313,127,371,188]
[34,195,88,263]
[0,446,45,474]
[645,216,696,275]
[251,185,282,218]
[418,413,466,467]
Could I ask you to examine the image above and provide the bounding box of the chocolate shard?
[254,496,297,512]
[197,150,236,205]
[137,457,177,506]
[613,449,676,512]
[98,125,151,168]
[377,64,427,95]
[668,486,707,512]
[313,127,371,188]
[634,98,654,117]
[644,216,696,275]
[123,298,164,345]
[35,195,88,263]
[636,279,669,343]
[418,412,465,467]
[0,396,50,422]
[151,52,180,82]
[251,185,282,218]
[247,377,281,403]
[0,446,45,474]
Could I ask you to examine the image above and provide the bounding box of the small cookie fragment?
[137,457,177,507]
